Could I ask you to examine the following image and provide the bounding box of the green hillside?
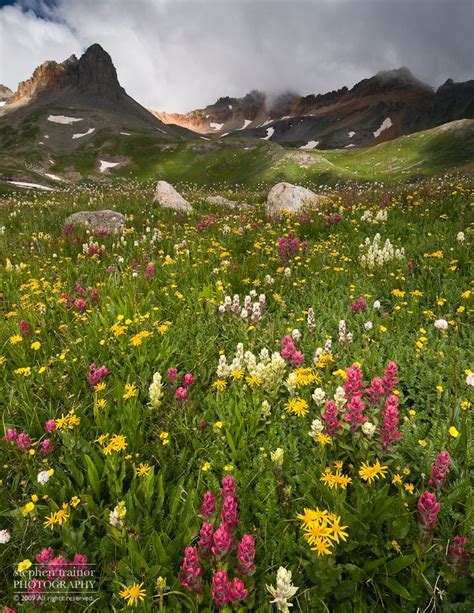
[1,119,473,191]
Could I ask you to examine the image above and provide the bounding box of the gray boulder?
[266,182,328,214]
[154,180,192,212]
[65,210,125,233]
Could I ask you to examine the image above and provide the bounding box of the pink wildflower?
[74,298,88,312]
[88,363,110,387]
[5,428,17,442]
[221,474,237,499]
[211,523,232,557]
[343,364,365,400]
[175,386,188,402]
[41,439,54,453]
[44,420,57,433]
[179,547,202,593]
[47,555,68,579]
[418,491,441,533]
[183,373,195,388]
[200,491,216,519]
[16,433,32,451]
[343,396,367,431]
[221,495,239,530]
[237,534,256,575]
[383,361,398,394]
[428,451,451,489]
[322,400,340,437]
[19,319,30,336]
[72,553,88,567]
[447,536,469,575]
[167,367,178,383]
[380,394,401,449]
[229,577,248,602]
[35,548,55,565]
[145,263,155,280]
[280,335,304,366]
[211,570,231,608]
[351,297,367,314]
[197,523,214,555]
[366,377,385,406]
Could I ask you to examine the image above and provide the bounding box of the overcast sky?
[0,0,472,112]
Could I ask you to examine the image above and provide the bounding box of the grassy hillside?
[0,119,473,191]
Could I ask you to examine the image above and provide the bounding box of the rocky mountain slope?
[0,44,196,155]
[154,68,474,149]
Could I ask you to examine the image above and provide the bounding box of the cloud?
[0,0,472,112]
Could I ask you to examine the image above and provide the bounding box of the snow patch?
[220,133,229,138]
[348,131,355,138]
[120,132,131,136]
[99,160,120,173]
[210,122,224,130]
[156,127,167,134]
[261,127,274,141]
[228,104,232,110]
[45,173,64,181]
[47,115,82,124]
[0,101,6,107]
[238,119,252,130]
[7,181,55,191]
[299,140,319,150]
[44,135,49,139]
[373,117,393,138]
[72,127,95,139]
[261,118,274,127]
[345,144,355,148]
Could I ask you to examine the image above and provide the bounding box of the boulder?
[154,180,192,212]
[64,210,125,233]
[266,182,328,214]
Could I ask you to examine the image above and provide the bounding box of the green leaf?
[84,453,101,500]
[379,577,414,601]
[384,554,416,575]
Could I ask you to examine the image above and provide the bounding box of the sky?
[0,0,472,112]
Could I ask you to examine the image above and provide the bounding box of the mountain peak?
[71,43,124,100]
[7,43,124,106]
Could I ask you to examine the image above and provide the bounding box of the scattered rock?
[266,182,328,214]
[205,195,241,208]
[64,210,125,233]
[154,180,192,212]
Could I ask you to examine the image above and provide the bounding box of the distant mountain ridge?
[153,68,474,149]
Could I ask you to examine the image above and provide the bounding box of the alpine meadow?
[0,1,473,611]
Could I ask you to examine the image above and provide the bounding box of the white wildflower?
[267,566,299,612]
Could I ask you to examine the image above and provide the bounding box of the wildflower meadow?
[0,178,472,611]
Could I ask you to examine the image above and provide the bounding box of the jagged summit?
[8,44,125,107]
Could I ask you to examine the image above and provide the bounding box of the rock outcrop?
[0,85,13,103]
